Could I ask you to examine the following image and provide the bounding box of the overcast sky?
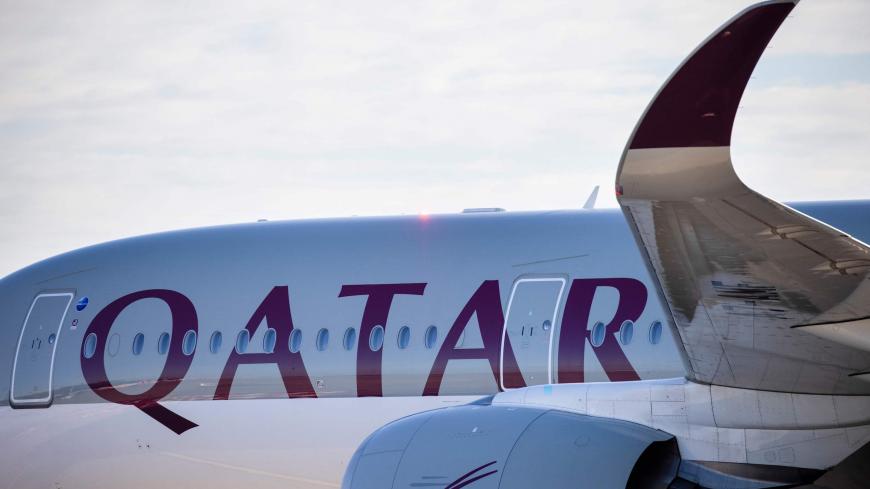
[1,0,869,277]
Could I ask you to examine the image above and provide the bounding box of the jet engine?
[342,400,680,489]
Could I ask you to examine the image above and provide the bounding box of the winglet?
[626,0,796,151]
[614,1,870,395]
[582,185,599,210]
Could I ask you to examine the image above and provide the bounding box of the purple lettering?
[423,280,525,395]
[557,278,646,383]
[81,289,198,435]
[214,286,315,400]
[340,283,427,397]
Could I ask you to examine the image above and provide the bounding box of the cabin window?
[316,328,330,351]
[182,330,197,356]
[48,333,57,345]
[369,325,384,351]
[542,319,552,332]
[157,332,170,355]
[132,333,145,355]
[108,333,120,357]
[397,325,411,349]
[289,329,302,353]
[342,328,356,351]
[83,332,97,359]
[236,330,250,354]
[424,325,438,349]
[649,321,663,345]
[263,328,277,353]
[209,331,222,353]
[590,321,606,347]
[619,320,634,345]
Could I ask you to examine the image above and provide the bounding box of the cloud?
[1,0,869,276]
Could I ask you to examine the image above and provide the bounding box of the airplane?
[2,1,869,487]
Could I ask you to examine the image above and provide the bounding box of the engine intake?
[342,402,680,489]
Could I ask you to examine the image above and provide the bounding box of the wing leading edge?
[616,0,870,395]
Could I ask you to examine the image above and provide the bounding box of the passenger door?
[500,277,566,389]
[10,292,74,407]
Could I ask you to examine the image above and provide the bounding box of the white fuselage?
[6,201,868,487]
[0,209,687,487]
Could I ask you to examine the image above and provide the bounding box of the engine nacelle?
[342,400,680,489]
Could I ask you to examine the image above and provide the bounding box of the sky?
[1,0,869,277]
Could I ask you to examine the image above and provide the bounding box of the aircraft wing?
[616,0,870,395]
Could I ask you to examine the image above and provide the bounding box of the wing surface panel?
[616,1,870,394]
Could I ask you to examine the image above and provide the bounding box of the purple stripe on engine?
[449,471,498,489]
[445,461,498,489]
[628,2,794,149]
